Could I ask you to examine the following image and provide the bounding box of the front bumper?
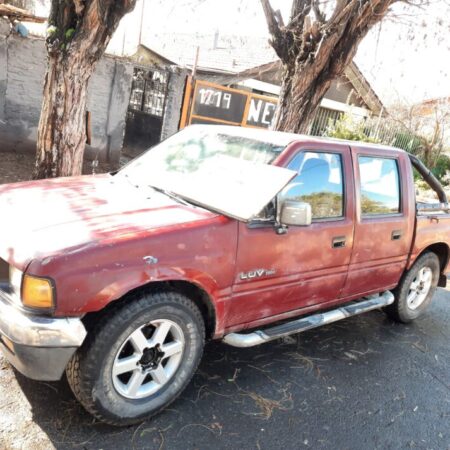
[0,284,87,380]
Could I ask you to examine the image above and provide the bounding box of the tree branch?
[73,0,84,16]
[328,0,350,22]
[260,0,289,61]
[312,0,325,23]
[274,9,285,27]
[260,0,281,37]
[290,0,310,19]
[289,0,313,28]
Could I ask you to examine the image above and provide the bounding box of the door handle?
[332,236,346,248]
[391,230,402,240]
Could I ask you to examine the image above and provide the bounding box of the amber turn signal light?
[22,275,54,309]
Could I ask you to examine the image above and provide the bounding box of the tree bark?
[35,55,90,178]
[261,0,406,134]
[34,0,136,179]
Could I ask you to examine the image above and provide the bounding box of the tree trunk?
[274,41,359,134]
[261,0,401,134]
[274,65,336,134]
[35,55,90,178]
[34,0,136,179]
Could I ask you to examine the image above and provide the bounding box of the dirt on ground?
[0,152,36,184]
[0,151,115,185]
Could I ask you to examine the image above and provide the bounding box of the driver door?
[226,143,355,328]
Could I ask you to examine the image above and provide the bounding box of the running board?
[223,291,395,348]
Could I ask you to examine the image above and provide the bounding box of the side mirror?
[280,200,312,226]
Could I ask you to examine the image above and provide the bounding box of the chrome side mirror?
[280,200,312,226]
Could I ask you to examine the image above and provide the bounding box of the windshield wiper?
[149,186,193,207]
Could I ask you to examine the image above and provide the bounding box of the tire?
[66,290,205,426]
[384,252,440,323]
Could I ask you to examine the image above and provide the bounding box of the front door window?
[281,151,344,219]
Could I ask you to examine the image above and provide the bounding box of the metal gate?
[123,67,170,157]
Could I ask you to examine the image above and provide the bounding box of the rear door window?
[358,156,400,215]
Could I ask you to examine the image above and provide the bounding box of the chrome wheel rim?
[407,267,433,310]
[112,319,185,399]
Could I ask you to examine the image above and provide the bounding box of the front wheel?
[66,291,205,426]
[384,252,440,323]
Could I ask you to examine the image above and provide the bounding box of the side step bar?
[223,291,395,348]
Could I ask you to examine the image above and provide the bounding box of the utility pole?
[138,0,145,46]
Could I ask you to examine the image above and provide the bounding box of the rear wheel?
[384,252,440,323]
[66,291,205,426]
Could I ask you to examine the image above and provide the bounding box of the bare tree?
[34,0,136,179]
[390,99,450,168]
[260,0,423,133]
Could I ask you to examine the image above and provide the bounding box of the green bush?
[325,115,380,143]
[413,154,450,186]
[431,154,450,185]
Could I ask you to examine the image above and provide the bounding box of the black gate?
[123,67,169,157]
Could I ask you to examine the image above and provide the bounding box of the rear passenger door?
[342,148,415,298]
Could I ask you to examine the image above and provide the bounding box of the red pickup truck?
[1,125,449,425]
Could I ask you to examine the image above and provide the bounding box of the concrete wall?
[0,19,10,122]
[3,33,47,149]
[0,19,134,162]
[86,58,134,162]
[161,67,189,141]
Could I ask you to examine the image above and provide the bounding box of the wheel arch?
[411,242,449,287]
[82,279,218,340]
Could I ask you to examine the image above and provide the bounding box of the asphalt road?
[1,289,449,450]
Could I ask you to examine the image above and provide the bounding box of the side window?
[358,156,400,215]
[281,151,344,219]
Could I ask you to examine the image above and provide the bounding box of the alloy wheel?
[112,319,185,399]
[406,267,433,310]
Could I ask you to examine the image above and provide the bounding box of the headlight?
[22,274,55,309]
[9,265,23,294]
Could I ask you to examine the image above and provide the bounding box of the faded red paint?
[1,137,449,339]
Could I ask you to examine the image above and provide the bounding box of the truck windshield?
[117,126,296,221]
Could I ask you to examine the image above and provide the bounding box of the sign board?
[180,78,278,129]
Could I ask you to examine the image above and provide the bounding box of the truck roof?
[188,124,405,154]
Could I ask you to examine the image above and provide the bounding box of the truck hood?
[117,126,297,222]
[0,174,219,267]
